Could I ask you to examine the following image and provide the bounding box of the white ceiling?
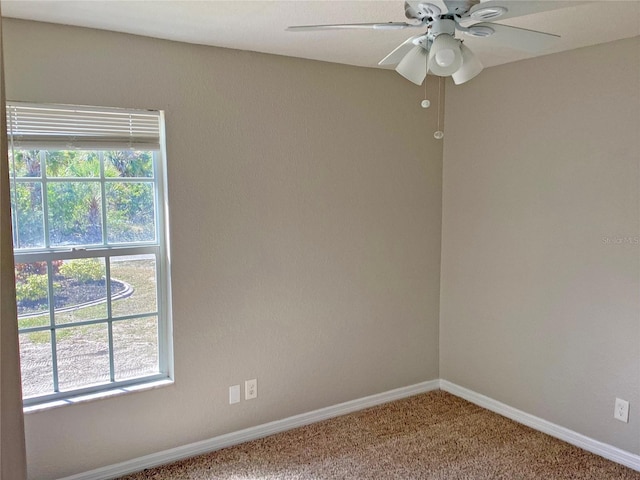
[2,1,639,70]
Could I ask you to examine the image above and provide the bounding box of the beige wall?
[2,19,442,479]
[440,37,640,454]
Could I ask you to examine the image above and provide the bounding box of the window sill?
[23,379,174,414]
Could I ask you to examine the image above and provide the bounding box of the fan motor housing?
[430,18,456,37]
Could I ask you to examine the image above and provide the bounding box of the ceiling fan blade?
[458,1,575,27]
[395,45,428,85]
[466,22,560,53]
[379,35,426,66]
[287,22,414,32]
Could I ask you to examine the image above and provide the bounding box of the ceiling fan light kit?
[288,0,562,139]
[287,0,561,87]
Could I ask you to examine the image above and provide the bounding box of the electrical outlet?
[245,378,257,400]
[614,398,629,423]
[229,385,240,405]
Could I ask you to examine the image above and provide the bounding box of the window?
[7,102,172,406]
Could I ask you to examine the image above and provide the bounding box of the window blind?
[6,102,161,150]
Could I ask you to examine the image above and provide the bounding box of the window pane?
[11,150,41,178]
[45,151,99,178]
[106,182,156,243]
[19,332,54,398]
[47,181,103,246]
[15,261,50,326]
[110,255,157,317]
[54,258,107,324]
[113,317,158,381]
[12,182,44,248]
[56,324,110,391]
[104,151,153,178]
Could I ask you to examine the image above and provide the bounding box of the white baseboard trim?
[57,379,640,479]
[440,380,640,472]
[59,379,440,480]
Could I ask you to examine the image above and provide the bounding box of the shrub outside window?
[7,103,172,406]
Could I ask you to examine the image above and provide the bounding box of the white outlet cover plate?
[245,379,257,400]
[614,397,629,423]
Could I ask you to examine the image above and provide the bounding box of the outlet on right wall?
[440,36,640,455]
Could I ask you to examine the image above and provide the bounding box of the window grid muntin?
[13,149,167,406]
[46,259,59,391]
[105,252,115,382]
[99,152,108,245]
[19,310,159,335]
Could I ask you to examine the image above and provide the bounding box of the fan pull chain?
[421,55,430,109]
[434,77,444,140]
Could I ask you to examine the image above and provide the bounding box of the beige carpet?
[120,391,640,479]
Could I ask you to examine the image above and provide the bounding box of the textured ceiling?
[2,1,639,70]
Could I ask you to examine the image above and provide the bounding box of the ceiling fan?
[287,1,562,86]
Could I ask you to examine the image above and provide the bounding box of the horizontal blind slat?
[6,102,161,150]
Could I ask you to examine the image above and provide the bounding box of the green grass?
[18,313,49,330]
[110,259,157,318]
[20,258,157,344]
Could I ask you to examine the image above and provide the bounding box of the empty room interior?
[0,1,639,479]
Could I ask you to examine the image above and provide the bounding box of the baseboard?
[59,379,440,480]
[57,378,640,479]
[440,380,640,472]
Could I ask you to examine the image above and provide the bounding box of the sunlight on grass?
[18,313,49,330]
[111,256,157,318]
[55,302,108,325]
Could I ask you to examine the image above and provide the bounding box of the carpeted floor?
[120,390,640,479]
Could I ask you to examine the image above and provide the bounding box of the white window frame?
[7,102,173,407]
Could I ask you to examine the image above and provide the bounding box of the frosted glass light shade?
[452,44,484,85]
[395,45,428,85]
[427,34,462,76]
